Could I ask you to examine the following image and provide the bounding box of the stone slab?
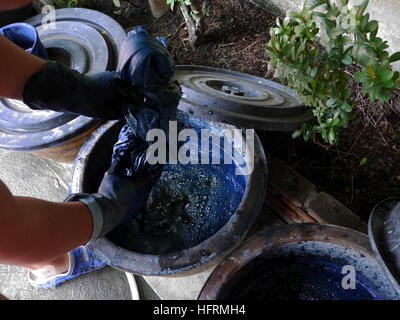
[305,192,367,233]
[269,158,317,208]
[143,267,215,300]
[0,264,132,300]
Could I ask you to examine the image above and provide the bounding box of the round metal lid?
[0,8,126,151]
[174,65,312,131]
[368,197,400,293]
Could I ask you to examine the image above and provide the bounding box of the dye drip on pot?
[108,157,247,255]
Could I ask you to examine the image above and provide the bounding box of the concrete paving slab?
[0,149,133,300]
[143,267,215,300]
[305,192,367,233]
[0,149,71,201]
[0,264,132,300]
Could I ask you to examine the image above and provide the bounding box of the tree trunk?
[148,0,170,19]
[179,0,205,49]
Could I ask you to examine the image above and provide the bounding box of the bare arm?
[0,0,33,11]
[0,30,93,266]
[0,34,45,99]
[0,180,93,266]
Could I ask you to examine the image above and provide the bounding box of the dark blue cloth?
[117,26,174,87]
[0,22,48,59]
[117,25,180,139]
[111,26,181,178]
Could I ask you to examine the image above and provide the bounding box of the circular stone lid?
[368,197,400,293]
[0,8,126,151]
[174,65,312,131]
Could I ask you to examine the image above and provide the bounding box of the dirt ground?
[79,0,400,222]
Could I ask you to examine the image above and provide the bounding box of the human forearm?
[14,197,92,265]
[0,181,92,266]
[0,35,45,99]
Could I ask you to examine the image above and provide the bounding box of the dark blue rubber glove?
[9,22,143,120]
[110,123,163,178]
[117,26,181,140]
[23,61,140,119]
[0,22,48,59]
[117,26,175,87]
[66,146,162,242]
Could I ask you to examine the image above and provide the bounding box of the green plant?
[166,0,209,19]
[53,0,79,8]
[166,0,191,11]
[266,0,400,144]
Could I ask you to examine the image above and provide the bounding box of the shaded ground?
[79,0,400,221]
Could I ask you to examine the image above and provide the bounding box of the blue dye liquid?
[222,255,384,300]
[108,121,248,254]
[108,160,247,255]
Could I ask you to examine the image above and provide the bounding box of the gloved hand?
[117,26,175,87]
[117,26,181,140]
[3,22,143,120]
[66,145,163,242]
[111,122,163,178]
[0,22,48,59]
[23,61,140,119]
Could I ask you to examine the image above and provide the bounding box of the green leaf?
[359,157,367,166]
[360,13,369,30]
[376,87,389,102]
[321,128,327,140]
[309,0,327,10]
[326,97,337,108]
[283,17,291,27]
[112,0,121,7]
[354,69,370,83]
[382,80,395,89]
[389,52,400,63]
[357,0,369,17]
[377,69,394,82]
[289,10,303,20]
[310,67,318,78]
[328,128,335,144]
[366,65,376,79]
[341,55,352,65]
[341,102,352,112]
[366,20,378,33]
[292,130,302,139]
[167,0,175,10]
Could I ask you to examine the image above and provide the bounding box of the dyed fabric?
[111,26,181,178]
